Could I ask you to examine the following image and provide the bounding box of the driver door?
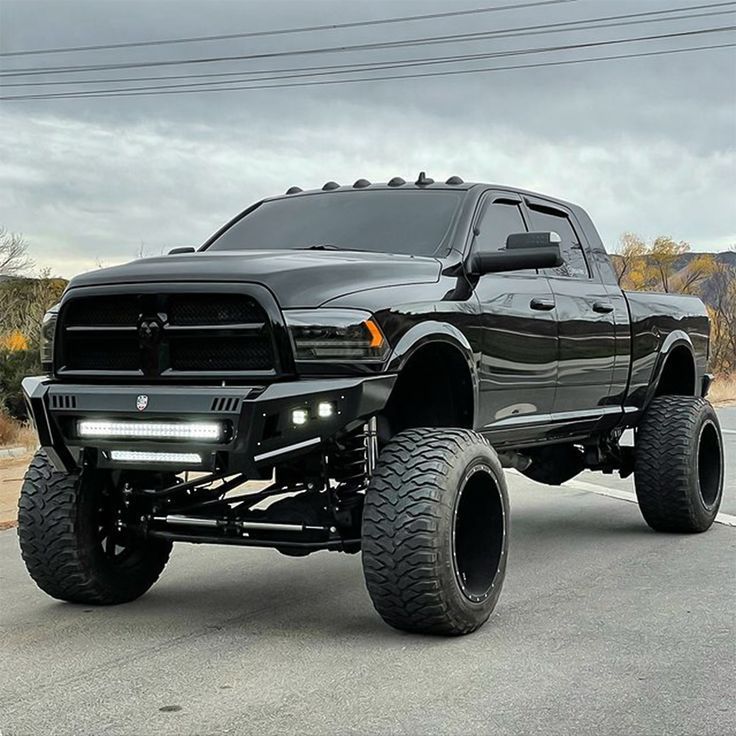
[471,192,558,441]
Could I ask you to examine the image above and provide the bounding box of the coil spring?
[329,427,369,496]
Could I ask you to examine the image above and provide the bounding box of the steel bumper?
[22,375,396,476]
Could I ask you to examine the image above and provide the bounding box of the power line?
[0,0,583,57]
[5,43,732,102]
[3,31,733,101]
[3,5,732,88]
[3,1,734,77]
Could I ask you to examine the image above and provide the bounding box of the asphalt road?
[1,411,734,736]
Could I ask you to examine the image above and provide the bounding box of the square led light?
[317,401,335,418]
[78,420,222,441]
[292,409,309,426]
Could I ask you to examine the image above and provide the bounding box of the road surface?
[0,410,733,736]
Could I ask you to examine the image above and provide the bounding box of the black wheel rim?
[96,487,135,562]
[452,463,505,603]
[697,420,722,508]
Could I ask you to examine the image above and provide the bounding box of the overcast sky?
[1,0,734,278]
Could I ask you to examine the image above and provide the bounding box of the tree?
[648,236,690,293]
[708,261,736,374]
[0,226,33,276]
[613,232,647,286]
[0,274,67,346]
[615,234,735,376]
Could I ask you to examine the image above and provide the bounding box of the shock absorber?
[327,417,378,530]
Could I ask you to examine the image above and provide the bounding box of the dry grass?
[710,373,736,406]
[0,411,37,450]
[0,412,18,446]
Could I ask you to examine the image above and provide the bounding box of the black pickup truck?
[19,174,724,635]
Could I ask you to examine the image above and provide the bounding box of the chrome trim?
[253,437,321,463]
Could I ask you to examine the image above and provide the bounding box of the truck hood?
[67,250,442,308]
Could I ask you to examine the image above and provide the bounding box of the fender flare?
[643,329,698,408]
[386,321,480,426]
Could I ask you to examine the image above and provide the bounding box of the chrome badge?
[136,394,149,412]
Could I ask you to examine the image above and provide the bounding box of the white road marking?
[721,429,736,435]
[508,470,736,528]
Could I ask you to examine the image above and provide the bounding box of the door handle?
[592,301,614,314]
[530,297,555,311]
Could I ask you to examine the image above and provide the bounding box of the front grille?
[57,290,280,379]
[168,295,263,326]
[169,336,273,371]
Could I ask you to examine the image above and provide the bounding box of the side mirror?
[470,244,563,276]
[506,231,561,249]
[168,246,196,255]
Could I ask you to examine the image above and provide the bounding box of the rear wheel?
[17,450,172,604]
[634,396,724,533]
[361,428,508,635]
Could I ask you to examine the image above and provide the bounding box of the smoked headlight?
[284,309,389,362]
[40,305,59,373]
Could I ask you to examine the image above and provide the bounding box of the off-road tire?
[635,396,724,533]
[17,450,172,604]
[361,428,508,636]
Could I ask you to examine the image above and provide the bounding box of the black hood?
[67,250,442,308]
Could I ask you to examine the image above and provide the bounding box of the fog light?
[317,401,335,418]
[292,409,309,426]
[109,450,202,464]
[78,420,221,441]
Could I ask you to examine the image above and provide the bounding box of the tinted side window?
[475,202,527,254]
[527,207,590,279]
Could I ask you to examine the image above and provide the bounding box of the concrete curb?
[0,446,28,459]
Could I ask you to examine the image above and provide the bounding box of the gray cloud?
[1,0,734,277]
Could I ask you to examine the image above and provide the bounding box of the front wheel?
[635,396,724,533]
[17,450,172,604]
[361,428,508,636]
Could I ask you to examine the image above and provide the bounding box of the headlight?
[40,305,60,373]
[284,309,389,362]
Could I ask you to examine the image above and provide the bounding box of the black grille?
[170,336,272,371]
[57,291,278,378]
[169,295,263,326]
[65,296,141,326]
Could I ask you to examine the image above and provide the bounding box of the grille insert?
[57,291,278,378]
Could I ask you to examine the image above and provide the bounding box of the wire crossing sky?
[0,0,585,56]
[0,0,733,278]
[3,29,734,101]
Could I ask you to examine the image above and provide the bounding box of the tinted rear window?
[206,190,464,257]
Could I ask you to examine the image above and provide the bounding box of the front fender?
[386,321,480,422]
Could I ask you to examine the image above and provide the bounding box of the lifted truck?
[19,173,724,635]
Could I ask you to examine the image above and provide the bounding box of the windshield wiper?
[297,243,367,252]
[300,243,340,250]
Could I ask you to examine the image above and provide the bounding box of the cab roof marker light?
[78,420,222,441]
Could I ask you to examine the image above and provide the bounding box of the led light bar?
[78,420,221,441]
[109,450,202,464]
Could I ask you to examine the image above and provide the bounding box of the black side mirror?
[168,246,196,255]
[506,231,561,249]
[470,244,563,276]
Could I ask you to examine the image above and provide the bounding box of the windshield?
[206,190,464,257]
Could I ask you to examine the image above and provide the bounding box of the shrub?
[0,348,40,420]
[0,410,18,445]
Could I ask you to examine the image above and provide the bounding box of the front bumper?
[22,375,396,476]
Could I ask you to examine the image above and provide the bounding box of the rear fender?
[643,330,698,408]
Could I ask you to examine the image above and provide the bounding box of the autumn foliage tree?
[0,228,68,419]
[614,234,735,375]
